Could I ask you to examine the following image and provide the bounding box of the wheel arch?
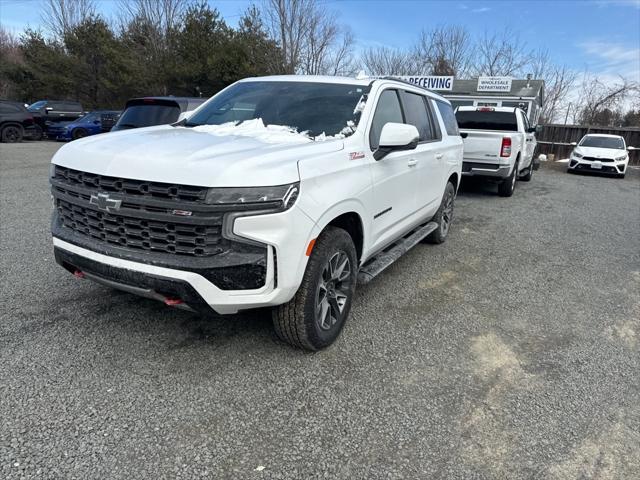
[325,212,364,262]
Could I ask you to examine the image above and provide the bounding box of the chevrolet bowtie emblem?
[90,193,122,212]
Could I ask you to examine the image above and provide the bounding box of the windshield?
[114,104,180,129]
[28,101,47,111]
[185,81,370,138]
[78,113,99,123]
[455,110,518,131]
[579,136,625,149]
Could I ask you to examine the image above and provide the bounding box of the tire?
[273,227,358,351]
[498,160,518,197]
[72,128,88,140]
[1,124,23,143]
[520,159,534,182]
[426,181,456,244]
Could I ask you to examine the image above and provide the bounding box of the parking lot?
[1,141,639,479]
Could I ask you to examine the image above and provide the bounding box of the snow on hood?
[193,118,312,144]
[192,118,354,143]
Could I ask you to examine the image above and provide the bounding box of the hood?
[52,125,345,187]
[574,146,626,159]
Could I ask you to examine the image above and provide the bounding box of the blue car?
[48,110,120,141]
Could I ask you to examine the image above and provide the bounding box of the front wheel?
[426,181,456,244]
[273,226,357,350]
[72,128,88,140]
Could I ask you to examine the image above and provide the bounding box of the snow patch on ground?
[555,158,570,163]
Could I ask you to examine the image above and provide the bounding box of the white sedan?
[568,134,633,178]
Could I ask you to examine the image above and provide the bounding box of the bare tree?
[262,0,355,75]
[538,64,578,123]
[414,25,473,76]
[361,46,418,76]
[0,26,23,97]
[473,28,529,77]
[116,0,188,36]
[576,74,639,125]
[41,0,96,39]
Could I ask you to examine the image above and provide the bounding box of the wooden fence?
[536,124,640,166]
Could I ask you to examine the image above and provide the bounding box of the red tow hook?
[164,297,184,306]
[73,270,85,279]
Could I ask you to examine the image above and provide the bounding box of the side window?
[400,91,434,142]
[369,89,403,150]
[435,100,460,137]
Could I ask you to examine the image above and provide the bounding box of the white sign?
[396,76,454,91]
[477,76,512,92]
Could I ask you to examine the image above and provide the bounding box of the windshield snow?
[185,81,370,139]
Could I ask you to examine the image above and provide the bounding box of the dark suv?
[0,100,42,142]
[111,97,206,131]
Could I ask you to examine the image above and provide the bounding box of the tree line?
[0,0,637,127]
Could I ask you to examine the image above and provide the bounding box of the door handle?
[435,153,444,159]
[407,158,418,167]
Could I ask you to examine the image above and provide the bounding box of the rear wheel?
[72,128,88,140]
[426,181,456,244]
[498,160,518,197]
[273,227,357,350]
[1,125,23,143]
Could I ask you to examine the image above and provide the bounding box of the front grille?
[582,156,613,162]
[54,166,208,203]
[575,164,617,173]
[51,166,269,289]
[57,199,222,256]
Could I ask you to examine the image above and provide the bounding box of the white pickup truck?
[50,75,463,350]
[455,106,538,196]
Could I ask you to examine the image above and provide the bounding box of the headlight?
[572,151,583,159]
[614,155,628,162]
[205,183,299,212]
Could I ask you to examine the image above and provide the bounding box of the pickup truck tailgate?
[460,130,508,163]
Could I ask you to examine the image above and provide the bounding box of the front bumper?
[52,203,315,314]
[462,161,511,178]
[567,158,627,175]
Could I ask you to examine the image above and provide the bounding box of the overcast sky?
[1,0,638,82]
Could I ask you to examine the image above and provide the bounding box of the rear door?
[398,90,442,210]
[368,89,420,248]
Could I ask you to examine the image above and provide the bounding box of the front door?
[368,89,420,249]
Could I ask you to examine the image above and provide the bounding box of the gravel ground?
[1,141,639,479]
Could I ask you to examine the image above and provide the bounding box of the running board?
[357,221,438,285]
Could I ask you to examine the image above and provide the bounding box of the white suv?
[50,75,463,350]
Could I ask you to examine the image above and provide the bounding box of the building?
[442,77,545,125]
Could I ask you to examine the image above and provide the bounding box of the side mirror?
[93,120,100,124]
[527,127,536,133]
[374,123,419,160]
[570,142,577,146]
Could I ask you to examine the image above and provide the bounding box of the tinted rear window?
[455,110,518,131]
[115,104,181,129]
